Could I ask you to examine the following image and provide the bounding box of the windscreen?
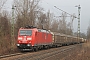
[19,30,32,36]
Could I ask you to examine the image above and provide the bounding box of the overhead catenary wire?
[40,1,61,15]
[42,0,78,19]
[54,6,78,19]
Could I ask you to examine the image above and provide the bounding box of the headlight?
[17,44,20,46]
[18,37,22,40]
[27,38,32,40]
[27,44,30,46]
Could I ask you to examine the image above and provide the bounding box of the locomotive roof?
[38,29,50,33]
[20,25,51,33]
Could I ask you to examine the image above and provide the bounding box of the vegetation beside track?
[61,41,90,60]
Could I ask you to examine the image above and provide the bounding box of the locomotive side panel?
[35,32,52,45]
[35,32,45,45]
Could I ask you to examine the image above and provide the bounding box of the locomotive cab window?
[19,30,32,36]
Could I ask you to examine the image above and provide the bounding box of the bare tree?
[58,12,67,34]
[0,10,11,54]
[44,10,53,30]
[67,22,73,35]
[37,12,47,29]
[14,0,41,26]
[0,0,7,11]
[51,19,59,32]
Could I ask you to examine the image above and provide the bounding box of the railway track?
[26,46,75,60]
[0,53,23,59]
[25,44,81,60]
[0,44,82,60]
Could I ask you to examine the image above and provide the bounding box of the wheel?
[47,45,49,49]
[55,45,58,48]
[30,47,34,52]
[34,47,38,52]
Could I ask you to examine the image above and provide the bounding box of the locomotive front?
[17,27,36,50]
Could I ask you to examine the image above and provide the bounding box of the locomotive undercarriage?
[17,44,32,49]
[17,43,53,52]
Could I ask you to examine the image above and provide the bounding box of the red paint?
[17,27,52,47]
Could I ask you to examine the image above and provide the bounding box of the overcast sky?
[40,0,90,33]
[4,0,90,33]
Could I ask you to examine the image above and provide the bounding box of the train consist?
[17,25,86,51]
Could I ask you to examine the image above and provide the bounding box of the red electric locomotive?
[17,25,52,51]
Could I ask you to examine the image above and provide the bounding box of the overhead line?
[42,1,78,19]
[54,6,78,19]
[42,1,61,15]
